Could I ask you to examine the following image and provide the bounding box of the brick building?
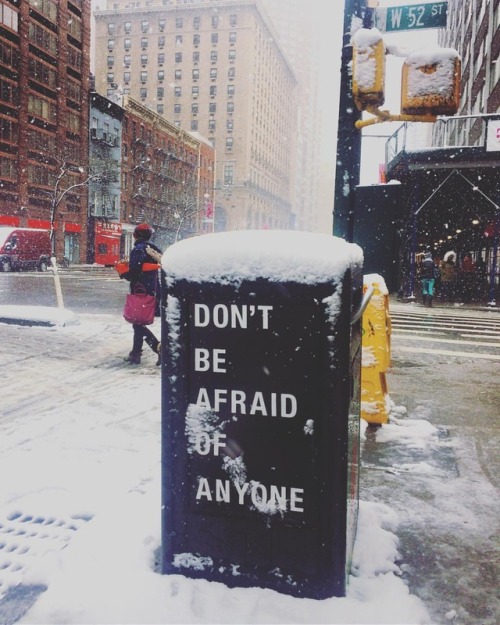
[0,0,91,263]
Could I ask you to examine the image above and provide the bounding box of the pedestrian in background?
[459,253,476,304]
[440,257,457,302]
[120,223,162,365]
[419,250,437,307]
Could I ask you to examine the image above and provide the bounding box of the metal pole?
[333,0,365,241]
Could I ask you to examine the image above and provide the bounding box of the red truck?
[0,227,52,272]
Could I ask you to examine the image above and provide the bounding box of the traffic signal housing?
[401,47,461,116]
[352,28,386,111]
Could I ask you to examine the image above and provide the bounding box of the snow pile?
[162,230,363,286]
[404,47,460,98]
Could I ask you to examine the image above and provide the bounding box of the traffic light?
[352,28,386,111]
[401,48,461,116]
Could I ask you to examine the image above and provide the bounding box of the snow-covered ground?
[0,307,439,625]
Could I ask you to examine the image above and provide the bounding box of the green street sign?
[374,2,448,32]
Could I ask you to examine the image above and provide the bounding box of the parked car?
[0,227,51,272]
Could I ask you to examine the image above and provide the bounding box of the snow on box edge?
[162,230,363,285]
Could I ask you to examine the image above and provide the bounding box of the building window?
[174,103,181,114]
[67,111,80,133]
[107,72,114,84]
[158,36,165,47]
[191,102,199,114]
[176,35,182,45]
[191,120,198,131]
[227,85,235,97]
[68,46,82,71]
[158,70,165,81]
[175,52,182,63]
[227,101,234,112]
[208,120,216,132]
[29,23,58,55]
[28,0,57,23]
[28,58,57,88]
[175,86,181,97]
[124,21,131,33]
[159,19,165,32]
[0,156,16,179]
[107,55,114,66]
[193,34,200,46]
[176,17,183,28]
[124,38,131,50]
[140,71,148,82]
[0,78,19,106]
[224,164,234,186]
[193,51,200,63]
[229,50,236,61]
[141,20,149,33]
[68,16,82,40]
[211,33,218,45]
[228,67,235,79]
[229,32,237,44]
[0,117,18,143]
[226,119,233,131]
[210,85,217,96]
[226,137,233,151]
[141,54,148,65]
[0,3,19,31]
[192,68,199,80]
[157,104,164,114]
[209,102,216,113]
[28,95,57,122]
[230,14,238,27]
[157,87,164,99]
[124,71,131,83]
[211,50,218,62]
[124,54,131,67]
[141,37,148,48]
[192,86,199,98]
[0,41,19,69]
[212,15,218,29]
[158,53,165,65]
[210,68,217,80]
[175,69,182,80]
[193,16,201,29]
[140,87,147,99]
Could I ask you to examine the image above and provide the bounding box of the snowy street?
[0,301,498,624]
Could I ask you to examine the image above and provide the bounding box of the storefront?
[94,220,121,266]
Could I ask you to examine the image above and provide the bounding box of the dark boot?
[428,296,433,307]
[125,350,142,364]
[423,295,428,306]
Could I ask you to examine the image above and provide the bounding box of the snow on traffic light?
[352,28,386,111]
[401,47,461,116]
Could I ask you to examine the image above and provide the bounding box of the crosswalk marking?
[391,333,500,348]
[396,345,500,360]
[389,302,500,359]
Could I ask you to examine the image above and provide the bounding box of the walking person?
[420,250,437,307]
[440,257,457,302]
[120,223,162,365]
[460,253,476,304]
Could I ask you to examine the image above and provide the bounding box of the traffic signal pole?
[333,0,366,241]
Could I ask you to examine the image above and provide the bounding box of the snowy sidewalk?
[0,309,497,624]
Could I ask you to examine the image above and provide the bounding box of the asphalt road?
[0,267,127,315]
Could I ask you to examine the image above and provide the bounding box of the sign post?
[160,231,363,599]
[374,2,448,33]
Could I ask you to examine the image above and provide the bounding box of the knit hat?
[133,223,153,240]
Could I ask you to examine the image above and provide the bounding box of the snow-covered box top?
[162,230,363,286]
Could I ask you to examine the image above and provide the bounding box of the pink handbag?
[123,284,156,325]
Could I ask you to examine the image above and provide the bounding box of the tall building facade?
[260,0,326,233]
[0,0,91,262]
[93,0,298,232]
[438,0,499,116]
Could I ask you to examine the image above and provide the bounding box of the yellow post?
[361,274,391,425]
